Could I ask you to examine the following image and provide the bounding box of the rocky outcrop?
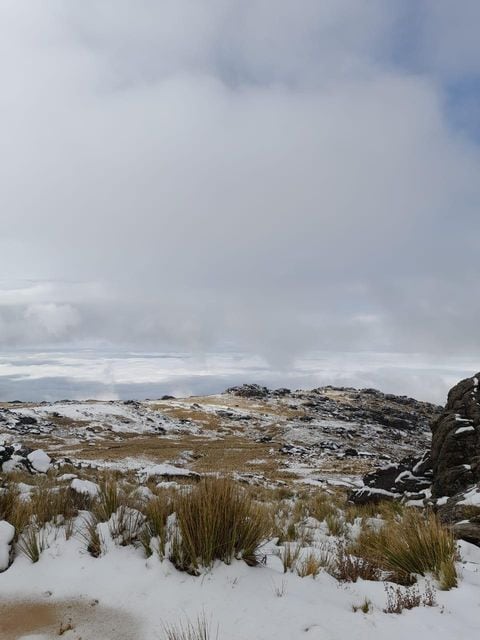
[349,372,480,545]
[225,384,270,398]
[430,373,480,498]
[350,452,432,504]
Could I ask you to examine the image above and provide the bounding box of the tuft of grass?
[172,478,271,573]
[308,493,338,522]
[30,484,76,527]
[17,524,47,563]
[109,506,144,546]
[163,612,217,640]
[94,476,122,522]
[296,550,323,578]
[77,514,103,557]
[275,542,301,573]
[355,509,457,588]
[0,484,31,538]
[352,598,372,613]
[325,513,346,537]
[139,496,173,559]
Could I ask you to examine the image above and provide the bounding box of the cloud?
[0,1,479,368]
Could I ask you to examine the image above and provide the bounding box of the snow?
[455,426,475,435]
[70,479,99,497]
[27,450,51,473]
[140,463,198,479]
[458,487,480,507]
[0,529,479,640]
[0,520,14,571]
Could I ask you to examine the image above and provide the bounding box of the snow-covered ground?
[0,530,479,640]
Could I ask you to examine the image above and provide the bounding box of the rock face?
[349,371,480,545]
[430,373,480,498]
[350,452,432,504]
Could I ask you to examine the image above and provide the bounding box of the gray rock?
[431,373,480,498]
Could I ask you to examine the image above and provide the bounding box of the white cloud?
[0,1,478,367]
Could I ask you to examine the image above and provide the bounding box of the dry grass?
[275,542,301,573]
[172,478,271,573]
[29,484,77,527]
[93,476,122,522]
[17,524,48,563]
[351,509,457,588]
[0,485,31,537]
[77,514,103,557]
[296,551,323,578]
[139,496,173,559]
[163,612,217,640]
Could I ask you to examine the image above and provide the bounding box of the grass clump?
[139,496,173,558]
[163,612,217,640]
[353,509,457,588]
[352,598,372,613]
[77,514,103,557]
[17,524,48,563]
[94,476,122,522]
[172,478,271,573]
[0,484,30,537]
[296,550,323,578]
[275,542,301,573]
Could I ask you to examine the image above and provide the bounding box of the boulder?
[437,484,480,546]
[349,452,432,504]
[431,373,480,498]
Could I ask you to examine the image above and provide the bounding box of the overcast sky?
[1,1,480,376]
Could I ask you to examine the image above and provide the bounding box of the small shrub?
[384,581,436,614]
[332,544,381,582]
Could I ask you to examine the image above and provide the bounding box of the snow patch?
[71,479,99,497]
[0,520,14,571]
[27,449,51,473]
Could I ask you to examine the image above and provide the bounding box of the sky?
[1,1,480,401]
